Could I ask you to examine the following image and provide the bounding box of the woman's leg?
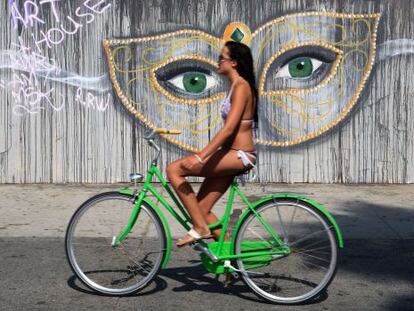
[196,175,235,241]
[165,159,212,236]
[166,148,251,244]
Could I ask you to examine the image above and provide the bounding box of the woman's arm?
[196,82,249,160]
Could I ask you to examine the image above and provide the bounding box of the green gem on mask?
[231,28,244,42]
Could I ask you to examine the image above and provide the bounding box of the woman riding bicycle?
[166,40,259,248]
[67,37,340,299]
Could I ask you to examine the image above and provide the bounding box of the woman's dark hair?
[225,40,258,129]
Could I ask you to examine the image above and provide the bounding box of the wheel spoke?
[247,227,274,247]
[286,205,298,238]
[275,204,288,243]
[292,249,331,263]
[296,255,329,271]
[288,226,332,247]
[293,245,332,256]
[292,237,330,250]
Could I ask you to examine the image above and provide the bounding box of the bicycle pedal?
[190,241,199,248]
[223,272,238,288]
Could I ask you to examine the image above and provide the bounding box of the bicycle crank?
[191,242,219,262]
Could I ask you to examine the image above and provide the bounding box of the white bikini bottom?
[236,150,257,168]
[235,149,258,181]
[217,146,258,179]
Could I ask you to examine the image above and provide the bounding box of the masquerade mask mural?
[104,12,381,151]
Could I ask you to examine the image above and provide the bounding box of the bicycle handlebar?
[155,128,181,135]
[144,127,181,141]
[143,127,182,164]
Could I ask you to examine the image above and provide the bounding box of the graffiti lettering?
[9,0,111,52]
[2,73,111,115]
[6,0,112,116]
[10,0,46,28]
[10,0,110,28]
[10,39,60,77]
[6,72,65,115]
[39,0,61,22]
[3,44,63,115]
[75,87,110,112]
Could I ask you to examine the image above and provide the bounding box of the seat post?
[233,173,246,186]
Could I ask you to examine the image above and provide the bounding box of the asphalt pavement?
[0,182,413,310]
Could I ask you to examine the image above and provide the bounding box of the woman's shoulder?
[233,77,250,91]
[232,77,252,98]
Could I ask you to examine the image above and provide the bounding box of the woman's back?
[220,77,256,151]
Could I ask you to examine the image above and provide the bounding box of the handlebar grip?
[154,128,181,134]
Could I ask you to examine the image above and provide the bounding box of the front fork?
[111,189,146,247]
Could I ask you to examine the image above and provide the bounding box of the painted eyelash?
[275,47,337,69]
[157,64,212,81]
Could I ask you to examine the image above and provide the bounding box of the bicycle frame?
[109,128,343,274]
[114,162,289,264]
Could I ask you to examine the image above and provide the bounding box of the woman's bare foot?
[176,227,213,247]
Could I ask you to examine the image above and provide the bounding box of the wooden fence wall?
[0,0,413,183]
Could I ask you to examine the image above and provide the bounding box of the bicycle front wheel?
[65,192,166,296]
[234,198,339,304]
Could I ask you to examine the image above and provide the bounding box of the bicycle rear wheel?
[65,192,166,296]
[233,198,339,304]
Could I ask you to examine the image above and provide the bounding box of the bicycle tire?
[233,198,339,304]
[65,191,167,296]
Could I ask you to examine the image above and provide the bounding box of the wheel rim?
[235,200,338,303]
[66,194,165,294]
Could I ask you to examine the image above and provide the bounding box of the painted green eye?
[169,72,216,94]
[276,57,323,80]
[182,72,206,93]
[288,58,313,78]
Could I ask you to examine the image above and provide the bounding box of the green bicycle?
[65,127,344,304]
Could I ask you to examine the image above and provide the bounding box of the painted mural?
[104,12,381,150]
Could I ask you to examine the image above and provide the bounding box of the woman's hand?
[180,154,204,171]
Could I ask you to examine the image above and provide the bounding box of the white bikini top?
[219,77,255,125]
